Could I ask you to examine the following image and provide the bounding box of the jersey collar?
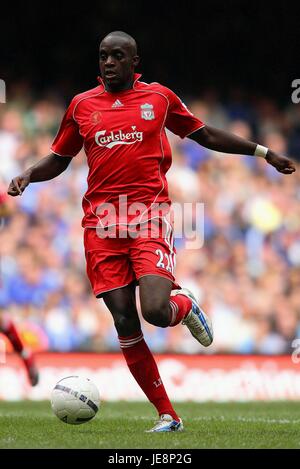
[97,73,142,90]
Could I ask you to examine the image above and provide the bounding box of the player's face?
[99,37,139,91]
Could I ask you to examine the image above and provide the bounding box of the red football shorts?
[84,217,179,297]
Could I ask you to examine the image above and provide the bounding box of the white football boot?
[171,288,213,347]
[146,414,184,433]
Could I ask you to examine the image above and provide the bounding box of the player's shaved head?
[99,31,140,92]
[101,31,137,56]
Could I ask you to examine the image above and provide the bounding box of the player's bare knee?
[142,305,169,328]
[112,312,140,336]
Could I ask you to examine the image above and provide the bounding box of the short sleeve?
[51,99,83,157]
[165,89,205,139]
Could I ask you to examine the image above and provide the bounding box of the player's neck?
[105,79,134,93]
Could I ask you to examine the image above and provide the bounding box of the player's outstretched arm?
[189,125,296,175]
[7,153,72,196]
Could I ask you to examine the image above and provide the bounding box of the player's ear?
[133,55,140,68]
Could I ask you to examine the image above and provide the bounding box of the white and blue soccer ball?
[51,376,100,425]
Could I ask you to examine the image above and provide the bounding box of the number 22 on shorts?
[155,249,173,273]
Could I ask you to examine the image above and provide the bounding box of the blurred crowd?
[1,83,300,355]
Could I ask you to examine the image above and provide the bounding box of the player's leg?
[139,274,213,346]
[0,311,39,386]
[102,282,140,336]
[84,227,182,430]
[102,283,181,429]
[139,275,190,327]
[131,216,213,347]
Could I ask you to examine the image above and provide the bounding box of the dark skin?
[7,32,296,336]
[99,33,140,92]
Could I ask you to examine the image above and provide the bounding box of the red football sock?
[119,331,179,420]
[0,317,24,354]
[169,294,192,327]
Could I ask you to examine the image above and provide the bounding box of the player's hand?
[7,172,31,196]
[265,151,296,174]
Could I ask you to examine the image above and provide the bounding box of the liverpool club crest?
[141,103,155,120]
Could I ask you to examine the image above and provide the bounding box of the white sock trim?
[169,300,179,326]
[119,332,144,348]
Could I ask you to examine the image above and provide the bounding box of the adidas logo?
[112,99,123,108]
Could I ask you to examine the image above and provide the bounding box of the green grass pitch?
[0,401,300,449]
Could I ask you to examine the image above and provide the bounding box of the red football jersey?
[51,73,205,228]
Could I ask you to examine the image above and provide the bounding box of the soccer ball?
[51,376,100,425]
